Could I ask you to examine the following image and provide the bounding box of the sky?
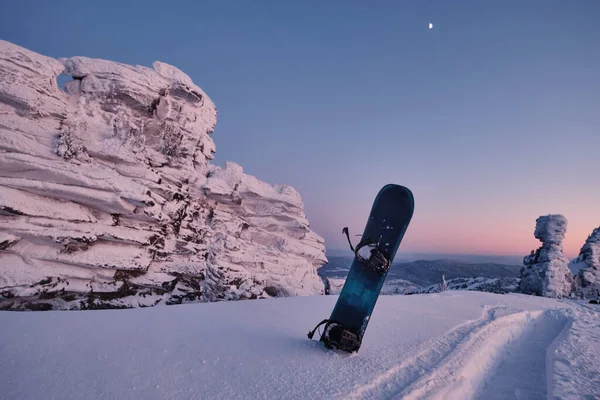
[1,0,599,258]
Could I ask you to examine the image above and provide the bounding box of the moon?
[429,23,433,30]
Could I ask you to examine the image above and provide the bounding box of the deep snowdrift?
[1,291,598,399]
[0,40,326,310]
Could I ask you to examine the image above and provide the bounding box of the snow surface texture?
[519,214,574,298]
[1,291,598,399]
[0,40,326,310]
[574,226,600,299]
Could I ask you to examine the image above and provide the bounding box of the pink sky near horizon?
[317,215,597,260]
[309,185,600,260]
[402,222,596,260]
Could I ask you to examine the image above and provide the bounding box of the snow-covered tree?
[323,277,344,295]
[573,227,600,299]
[518,214,574,298]
[440,274,447,292]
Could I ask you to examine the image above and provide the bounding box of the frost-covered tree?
[324,277,333,295]
[573,227,600,299]
[440,274,447,292]
[518,214,574,298]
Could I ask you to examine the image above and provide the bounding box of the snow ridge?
[416,276,519,295]
[0,40,326,310]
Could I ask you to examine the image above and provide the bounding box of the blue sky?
[1,0,599,256]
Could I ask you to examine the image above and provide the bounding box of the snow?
[1,291,598,399]
[0,39,326,309]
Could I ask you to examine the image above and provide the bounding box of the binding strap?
[308,319,361,352]
[342,226,390,274]
[342,227,355,252]
[307,319,329,340]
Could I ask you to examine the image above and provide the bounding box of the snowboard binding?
[307,319,361,353]
[343,227,390,275]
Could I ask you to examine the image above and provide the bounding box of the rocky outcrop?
[0,40,326,310]
[518,214,574,298]
[573,227,600,299]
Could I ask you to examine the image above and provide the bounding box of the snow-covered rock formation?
[0,40,326,310]
[518,214,574,298]
[573,227,600,299]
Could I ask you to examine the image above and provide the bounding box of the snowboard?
[308,184,414,352]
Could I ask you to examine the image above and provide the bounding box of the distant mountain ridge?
[415,277,520,295]
[325,250,523,266]
[318,256,522,289]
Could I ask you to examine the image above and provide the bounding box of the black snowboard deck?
[311,184,414,352]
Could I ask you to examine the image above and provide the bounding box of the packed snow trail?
[347,305,507,399]
[0,292,598,400]
[475,311,571,400]
[349,308,571,399]
[400,310,570,399]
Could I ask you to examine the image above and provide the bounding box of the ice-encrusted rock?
[533,214,568,245]
[518,214,574,298]
[573,227,600,299]
[0,40,326,310]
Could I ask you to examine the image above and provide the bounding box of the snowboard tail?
[308,184,414,353]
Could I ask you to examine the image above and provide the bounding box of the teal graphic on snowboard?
[308,184,414,352]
